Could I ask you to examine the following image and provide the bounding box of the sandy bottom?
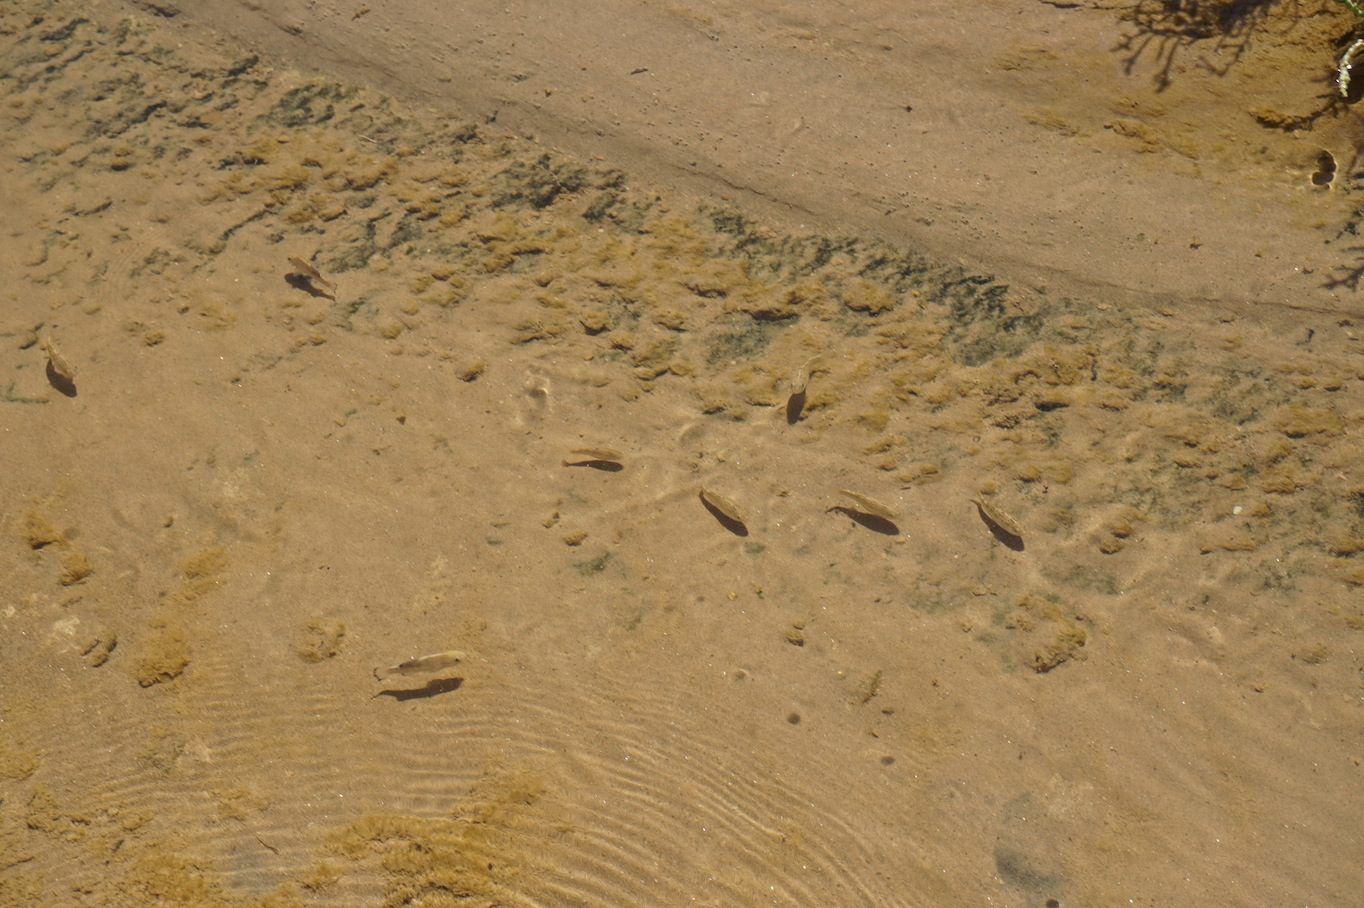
[2,2,1362,906]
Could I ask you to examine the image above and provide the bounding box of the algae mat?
[1,3,1362,905]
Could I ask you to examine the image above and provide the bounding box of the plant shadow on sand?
[1112,0,1312,90]
[1107,0,1364,297]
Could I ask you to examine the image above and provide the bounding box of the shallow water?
[2,3,1362,906]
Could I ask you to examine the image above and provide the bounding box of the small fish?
[971,497,1023,541]
[288,256,337,294]
[374,650,465,681]
[789,355,823,396]
[563,447,625,468]
[42,334,75,382]
[700,487,747,526]
[834,489,897,523]
[786,356,822,424]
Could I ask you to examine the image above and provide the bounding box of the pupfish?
[42,334,75,382]
[700,487,747,526]
[374,650,465,681]
[790,355,823,396]
[835,489,897,523]
[563,446,625,468]
[288,256,337,295]
[970,497,1023,541]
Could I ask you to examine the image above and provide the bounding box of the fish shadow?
[46,361,77,398]
[700,495,749,537]
[981,521,1025,552]
[829,507,899,536]
[992,530,1026,552]
[375,676,463,701]
[785,390,806,424]
[285,273,335,300]
[566,460,624,473]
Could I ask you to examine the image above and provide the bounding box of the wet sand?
[2,1,1362,905]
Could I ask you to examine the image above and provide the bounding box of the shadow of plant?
[1324,191,1364,293]
[1113,0,1302,90]
[1324,242,1364,290]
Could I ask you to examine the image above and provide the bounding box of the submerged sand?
[1,1,1362,906]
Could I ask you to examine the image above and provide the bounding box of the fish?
[785,356,822,424]
[971,496,1023,541]
[288,256,337,295]
[374,650,465,681]
[700,487,747,526]
[834,489,897,523]
[563,446,625,468]
[790,355,823,396]
[41,334,75,382]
